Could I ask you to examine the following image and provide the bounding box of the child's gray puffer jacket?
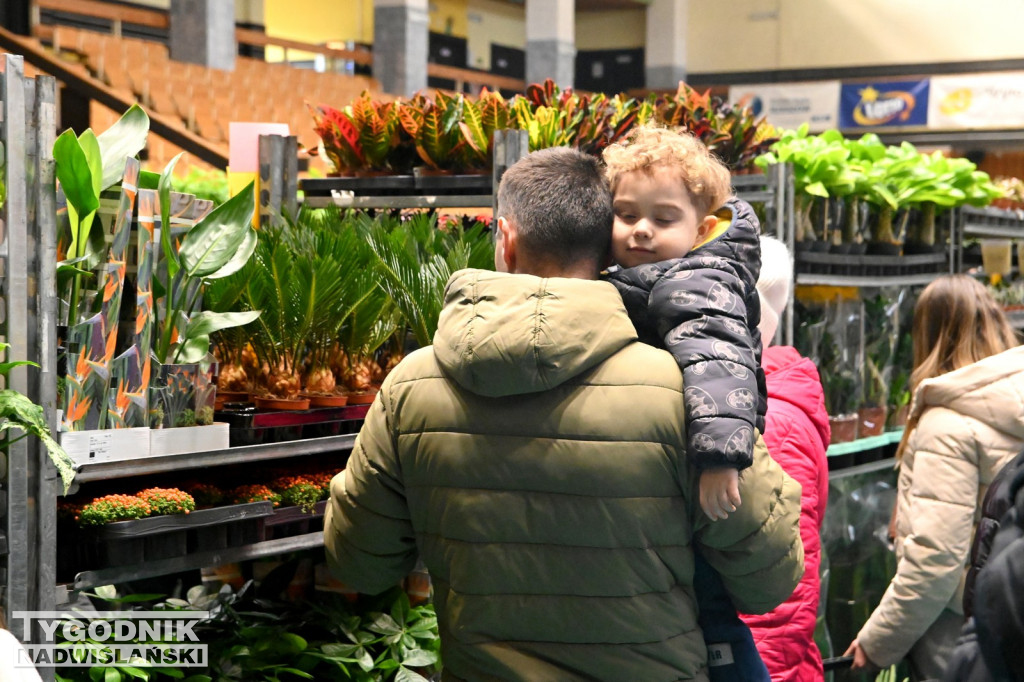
[607,197,766,470]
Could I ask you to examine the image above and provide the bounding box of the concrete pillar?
[373,0,428,97]
[169,0,236,71]
[526,0,574,89]
[645,0,688,89]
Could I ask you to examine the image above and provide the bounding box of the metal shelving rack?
[70,435,357,486]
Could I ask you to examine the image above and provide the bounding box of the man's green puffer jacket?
[325,269,804,682]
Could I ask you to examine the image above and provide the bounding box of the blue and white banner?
[839,79,930,129]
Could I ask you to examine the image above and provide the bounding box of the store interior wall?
[124,0,266,25]
[688,0,1024,73]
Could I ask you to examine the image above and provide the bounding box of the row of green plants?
[311,79,778,176]
[755,125,1003,252]
[208,208,493,404]
[795,288,914,443]
[59,470,338,526]
[55,579,440,682]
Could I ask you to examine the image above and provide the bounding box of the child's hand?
[699,468,742,521]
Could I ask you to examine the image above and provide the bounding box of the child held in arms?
[604,125,772,680]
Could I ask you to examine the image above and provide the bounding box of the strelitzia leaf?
[96,104,150,190]
[179,182,256,278]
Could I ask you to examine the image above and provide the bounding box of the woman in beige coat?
[846,274,1024,681]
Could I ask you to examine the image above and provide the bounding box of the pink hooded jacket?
[741,345,831,682]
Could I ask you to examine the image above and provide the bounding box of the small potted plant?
[136,487,196,516]
[77,494,152,526]
[860,294,899,437]
[230,484,282,508]
[274,476,323,514]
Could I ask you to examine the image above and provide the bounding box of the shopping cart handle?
[822,655,855,671]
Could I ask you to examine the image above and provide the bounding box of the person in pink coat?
[740,237,831,682]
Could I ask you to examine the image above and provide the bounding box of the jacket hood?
[911,344,1024,439]
[434,269,638,397]
[763,345,830,451]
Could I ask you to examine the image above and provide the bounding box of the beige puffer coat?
[857,344,1024,668]
[325,269,804,682]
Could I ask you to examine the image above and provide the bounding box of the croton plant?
[310,79,779,176]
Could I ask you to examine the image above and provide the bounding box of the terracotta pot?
[254,396,311,411]
[346,391,378,405]
[889,404,910,429]
[304,393,349,408]
[829,414,858,444]
[858,406,887,437]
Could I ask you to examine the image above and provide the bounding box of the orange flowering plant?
[137,487,195,516]
[77,494,152,526]
[230,484,281,507]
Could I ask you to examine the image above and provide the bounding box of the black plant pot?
[829,243,852,254]
[902,241,942,255]
[866,242,901,256]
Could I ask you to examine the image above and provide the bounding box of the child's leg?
[694,551,771,682]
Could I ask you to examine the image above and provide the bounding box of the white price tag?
[87,431,113,460]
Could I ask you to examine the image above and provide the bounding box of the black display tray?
[263,500,329,541]
[59,502,275,580]
[217,404,370,446]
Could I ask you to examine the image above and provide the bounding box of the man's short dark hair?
[496,147,613,268]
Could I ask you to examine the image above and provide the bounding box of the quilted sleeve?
[693,434,805,614]
[324,381,418,595]
[857,409,981,668]
[650,260,760,470]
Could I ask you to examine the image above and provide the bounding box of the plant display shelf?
[70,434,357,484]
[960,205,1024,239]
[301,173,495,210]
[796,271,950,287]
[62,531,325,593]
[1005,308,1024,330]
[827,430,903,457]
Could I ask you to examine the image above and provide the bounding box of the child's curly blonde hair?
[603,124,732,215]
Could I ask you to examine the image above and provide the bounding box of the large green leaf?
[77,129,104,198]
[54,130,100,222]
[179,182,255,278]
[96,104,150,190]
[159,152,185,279]
[208,227,257,279]
[185,310,261,338]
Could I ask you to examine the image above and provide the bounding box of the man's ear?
[697,214,718,242]
[495,217,517,274]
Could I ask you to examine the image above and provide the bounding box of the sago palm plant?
[357,212,494,349]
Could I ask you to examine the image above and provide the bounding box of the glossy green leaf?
[207,227,257,280]
[138,170,161,190]
[171,334,211,364]
[159,153,185,279]
[179,182,255,278]
[77,129,104,198]
[185,310,261,339]
[96,104,150,190]
[54,130,100,221]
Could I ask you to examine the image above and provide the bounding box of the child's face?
[611,167,716,268]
